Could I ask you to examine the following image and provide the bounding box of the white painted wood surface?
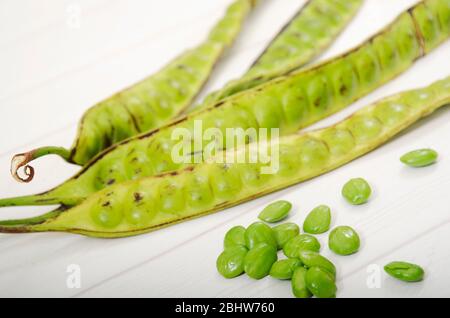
[0,0,449,298]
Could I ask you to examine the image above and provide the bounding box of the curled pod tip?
[10,146,72,183]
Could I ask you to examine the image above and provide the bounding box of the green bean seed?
[303,205,332,234]
[305,267,337,298]
[245,222,277,250]
[328,226,360,256]
[216,246,248,279]
[270,259,303,280]
[299,251,336,278]
[400,149,438,167]
[273,223,300,249]
[291,267,312,299]
[283,234,321,258]
[342,178,372,205]
[384,261,425,282]
[224,225,246,248]
[258,200,292,223]
[244,243,278,280]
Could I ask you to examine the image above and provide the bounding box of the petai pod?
[1,0,449,209]
[197,0,364,107]
[11,0,256,181]
[0,76,449,237]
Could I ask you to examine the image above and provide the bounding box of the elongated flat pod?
[11,0,256,182]
[197,0,364,107]
[1,76,449,237]
[1,0,449,208]
[13,0,362,183]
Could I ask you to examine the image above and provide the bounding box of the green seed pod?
[298,250,336,278]
[3,0,446,210]
[283,234,321,258]
[303,205,332,234]
[291,267,312,299]
[273,223,300,249]
[224,226,247,249]
[305,267,337,298]
[11,0,256,181]
[328,226,360,256]
[201,0,364,105]
[12,0,362,184]
[342,178,372,205]
[400,149,438,167]
[244,243,278,280]
[258,200,292,223]
[2,76,450,238]
[384,261,425,282]
[269,259,303,280]
[245,222,277,250]
[216,246,248,279]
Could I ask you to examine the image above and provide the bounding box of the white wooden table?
[0,0,449,298]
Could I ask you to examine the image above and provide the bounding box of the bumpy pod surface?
[1,76,449,237]
[12,0,362,183]
[1,0,449,208]
[11,0,256,181]
[199,0,363,106]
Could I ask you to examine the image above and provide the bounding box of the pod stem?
[0,207,64,234]
[11,146,72,183]
[0,188,80,208]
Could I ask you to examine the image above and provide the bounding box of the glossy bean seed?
[291,267,312,299]
[224,225,246,248]
[299,251,336,278]
[303,205,331,234]
[305,267,337,298]
[328,226,360,256]
[258,200,292,223]
[342,178,372,205]
[245,222,277,250]
[384,261,425,282]
[283,234,321,258]
[216,246,248,279]
[244,243,278,280]
[400,149,438,167]
[270,259,303,280]
[273,223,300,249]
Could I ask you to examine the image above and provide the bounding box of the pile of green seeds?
[216,201,360,298]
[217,149,433,297]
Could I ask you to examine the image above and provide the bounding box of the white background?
[0,0,449,298]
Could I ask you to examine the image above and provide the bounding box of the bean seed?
[245,222,277,250]
[283,234,321,258]
[328,226,360,256]
[400,149,438,167]
[291,267,312,298]
[273,223,300,249]
[224,225,246,248]
[270,259,303,280]
[244,243,278,280]
[305,267,337,298]
[258,200,292,223]
[303,205,331,234]
[342,178,372,205]
[384,261,425,282]
[216,246,248,279]
[299,250,336,278]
